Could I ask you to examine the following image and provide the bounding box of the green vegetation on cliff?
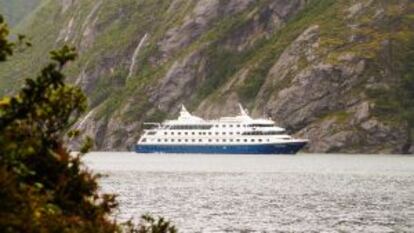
[0,16,176,232]
[0,0,413,153]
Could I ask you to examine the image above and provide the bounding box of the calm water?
[84,153,414,232]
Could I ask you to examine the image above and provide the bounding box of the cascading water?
[127,33,149,80]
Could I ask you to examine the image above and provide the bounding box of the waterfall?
[82,1,102,30]
[78,109,95,129]
[127,33,149,80]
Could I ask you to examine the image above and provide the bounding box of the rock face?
[0,0,413,153]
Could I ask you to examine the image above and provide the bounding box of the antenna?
[238,103,249,116]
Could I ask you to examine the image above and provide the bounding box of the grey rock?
[149,50,207,112]
[158,0,255,58]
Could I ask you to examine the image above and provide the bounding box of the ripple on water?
[84,153,414,232]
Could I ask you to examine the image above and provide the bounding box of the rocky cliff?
[0,0,413,153]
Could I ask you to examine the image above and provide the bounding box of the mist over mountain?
[0,0,413,153]
[0,0,40,26]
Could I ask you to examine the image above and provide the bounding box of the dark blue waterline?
[135,142,307,154]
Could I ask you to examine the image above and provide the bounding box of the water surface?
[84,153,414,232]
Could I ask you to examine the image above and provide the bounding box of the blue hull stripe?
[135,143,306,154]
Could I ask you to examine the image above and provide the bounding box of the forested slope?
[0,0,413,153]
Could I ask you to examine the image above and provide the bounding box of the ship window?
[248,124,275,127]
[222,125,226,128]
[185,132,188,135]
[223,139,226,142]
[171,139,175,142]
[208,139,212,142]
[259,139,262,142]
[230,139,233,142]
[164,139,168,142]
[141,138,147,142]
[178,132,181,135]
[251,139,255,142]
[171,132,174,135]
[178,139,181,142]
[169,125,213,130]
[215,125,219,127]
[222,132,226,135]
[267,139,270,142]
[158,139,161,142]
[164,132,167,135]
[192,132,195,135]
[237,125,240,127]
[199,139,202,142]
[236,139,240,142]
[199,132,202,135]
[208,132,212,135]
[237,132,240,135]
[229,132,233,135]
[147,131,156,135]
[185,139,188,142]
[244,139,247,142]
[216,139,220,142]
[215,132,219,135]
[192,139,196,142]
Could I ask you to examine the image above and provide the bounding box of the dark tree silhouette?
[0,15,176,233]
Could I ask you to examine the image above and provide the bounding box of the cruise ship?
[135,105,308,154]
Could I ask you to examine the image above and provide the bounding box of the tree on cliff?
[0,15,176,233]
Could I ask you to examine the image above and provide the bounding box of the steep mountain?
[0,0,413,153]
[0,0,41,27]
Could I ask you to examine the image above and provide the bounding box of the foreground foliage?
[0,16,176,233]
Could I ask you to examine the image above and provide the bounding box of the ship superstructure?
[135,105,308,154]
